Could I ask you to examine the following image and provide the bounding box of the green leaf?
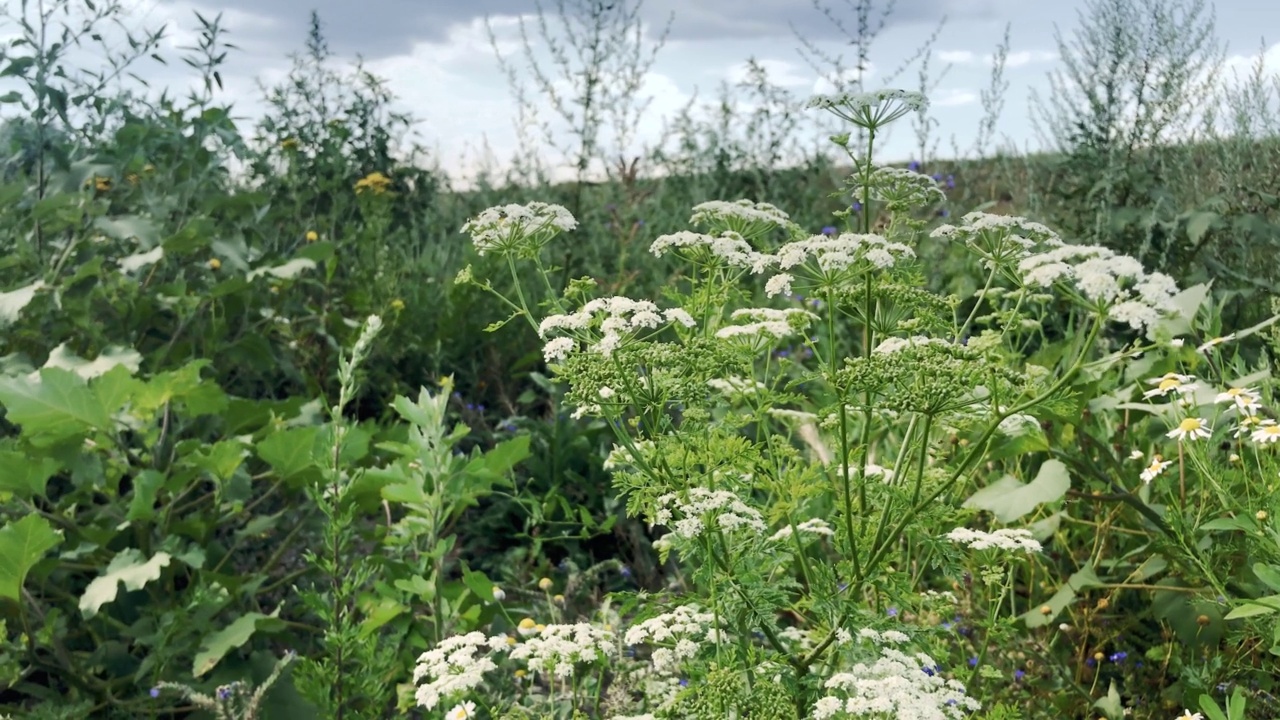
[394,575,435,601]
[0,367,113,441]
[117,246,164,274]
[187,440,248,482]
[1022,566,1104,628]
[1198,694,1230,720]
[1223,595,1280,620]
[0,279,46,328]
[0,451,60,500]
[0,515,63,602]
[1254,563,1280,593]
[461,563,496,602]
[257,426,320,478]
[41,343,142,380]
[79,549,171,618]
[127,470,165,522]
[963,459,1071,523]
[1093,680,1124,720]
[94,214,161,249]
[1184,211,1219,246]
[246,257,316,281]
[192,611,273,677]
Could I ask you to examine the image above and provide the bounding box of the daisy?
[1234,414,1263,438]
[1143,373,1198,399]
[1251,419,1280,445]
[1167,417,1211,441]
[1176,711,1204,720]
[1140,456,1171,483]
[1197,333,1236,353]
[1215,386,1261,415]
[447,701,477,719]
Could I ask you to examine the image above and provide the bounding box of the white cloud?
[938,50,976,64]
[937,48,1056,68]
[933,88,979,107]
[725,58,812,87]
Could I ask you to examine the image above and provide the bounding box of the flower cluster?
[1016,244,1179,333]
[773,233,916,274]
[461,201,578,256]
[653,487,767,538]
[649,229,772,271]
[945,527,1042,554]
[814,644,980,719]
[508,623,615,679]
[412,632,506,710]
[930,211,1063,266]
[538,296,696,362]
[848,166,946,210]
[715,307,819,342]
[807,89,929,129]
[624,605,719,673]
[769,517,836,542]
[688,199,796,239]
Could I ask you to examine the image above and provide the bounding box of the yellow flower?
[514,669,527,679]
[390,298,405,312]
[1167,417,1210,441]
[208,258,222,271]
[305,230,319,242]
[553,594,565,604]
[93,176,112,192]
[354,171,392,195]
[537,577,553,591]
[517,617,537,636]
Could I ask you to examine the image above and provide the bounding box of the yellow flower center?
[1177,418,1202,432]
[1158,378,1181,392]
[1261,426,1280,437]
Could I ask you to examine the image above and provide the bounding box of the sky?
[3,0,1279,186]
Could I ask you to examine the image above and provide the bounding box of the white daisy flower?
[1167,417,1211,441]
[1140,456,1171,484]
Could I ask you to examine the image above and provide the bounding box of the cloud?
[933,88,979,107]
[724,58,812,87]
[936,48,1057,68]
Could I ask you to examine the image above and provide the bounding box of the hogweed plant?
[439,90,1225,719]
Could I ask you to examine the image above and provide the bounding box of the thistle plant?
[443,90,1195,718]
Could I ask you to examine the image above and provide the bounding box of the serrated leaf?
[257,426,320,478]
[0,515,63,601]
[79,549,171,618]
[0,451,60,499]
[126,470,165,522]
[0,367,113,441]
[0,280,45,328]
[461,563,495,601]
[964,459,1071,523]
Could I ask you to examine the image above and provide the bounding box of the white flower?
[765,273,794,297]
[1128,449,1145,460]
[1215,386,1261,415]
[1167,417,1211,441]
[543,337,576,363]
[653,487,766,538]
[1176,712,1204,720]
[945,527,1041,554]
[446,701,477,720]
[508,623,614,678]
[462,202,577,255]
[1143,373,1198,399]
[817,645,981,719]
[769,518,835,542]
[624,605,719,673]
[1251,419,1280,445]
[1140,456,1171,484]
[413,632,506,709]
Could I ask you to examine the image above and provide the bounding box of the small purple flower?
[620,565,632,578]
[1085,658,1097,668]
[931,173,942,181]
[822,225,837,235]
[851,202,863,212]
[679,678,689,687]
[937,208,950,218]
[886,607,898,617]
[1109,651,1127,663]
[500,421,518,432]
[1014,669,1026,681]
[838,582,849,592]
[908,160,920,171]
[968,656,978,667]
[150,687,161,698]
[946,174,956,188]
[634,219,645,227]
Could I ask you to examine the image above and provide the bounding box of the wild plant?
[433,87,1213,719]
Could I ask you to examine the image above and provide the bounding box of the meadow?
[1,0,1280,718]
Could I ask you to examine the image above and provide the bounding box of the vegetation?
[0,0,1278,718]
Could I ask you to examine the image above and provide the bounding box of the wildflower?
[1215,386,1261,414]
[508,622,614,679]
[1140,456,1171,484]
[945,527,1042,553]
[208,258,221,271]
[1170,338,1186,348]
[517,618,538,637]
[1143,372,1198,399]
[354,171,393,195]
[492,587,506,601]
[93,176,112,192]
[553,594,565,604]
[412,632,506,709]
[1128,449,1144,460]
[653,487,766,538]
[1197,334,1236,353]
[150,687,160,698]
[687,199,795,239]
[463,202,577,256]
[1258,511,1269,521]
[650,229,772,271]
[306,230,319,242]
[538,577,553,591]
[816,644,980,719]
[1167,417,1211,441]
[769,518,836,542]
[806,89,929,129]
[1251,419,1280,444]
[446,701,477,719]
[390,298,406,312]
[1176,712,1204,720]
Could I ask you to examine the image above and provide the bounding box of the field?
[2,0,1280,718]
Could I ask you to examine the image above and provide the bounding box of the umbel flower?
[806,89,929,130]
[461,202,578,256]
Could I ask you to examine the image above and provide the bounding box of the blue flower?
[1109,651,1128,663]
[1014,669,1026,681]
[822,225,837,235]
[886,607,898,617]
[908,160,920,171]
[150,687,160,698]
[968,656,978,667]
[679,678,689,687]
[620,565,632,578]
[851,201,863,212]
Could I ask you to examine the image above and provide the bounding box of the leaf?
[1093,680,1124,720]
[38,343,142,380]
[1022,566,1104,628]
[246,257,315,281]
[187,439,248,482]
[256,426,320,478]
[1152,281,1211,339]
[963,460,1071,523]
[79,549,171,618]
[192,612,273,677]
[0,515,63,602]
[0,280,45,328]
[94,214,161,249]
[1184,211,1219,246]
[1223,595,1280,620]
[127,470,165,522]
[0,367,113,441]
[117,246,164,274]
[0,451,60,500]
[461,563,496,602]
[1254,563,1280,593]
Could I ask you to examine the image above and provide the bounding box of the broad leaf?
[257,426,320,478]
[0,279,45,327]
[39,343,142,380]
[192,611,279,677]
[0,515,63,601]
[79,549,171,618]
[0,451,60,499]
[964,459,1071,523]
[0,367,113,441]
